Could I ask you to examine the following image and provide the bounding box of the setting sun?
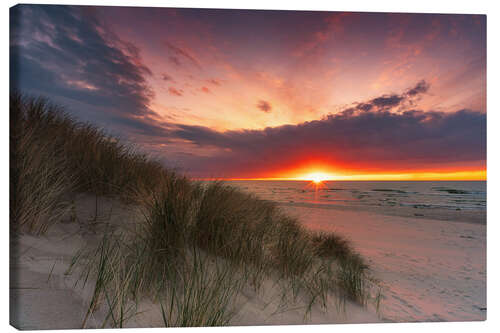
[304,172,333,183]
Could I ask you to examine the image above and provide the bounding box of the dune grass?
[73,230,244,328]
[11,92,379,327]
[10,93,74,234]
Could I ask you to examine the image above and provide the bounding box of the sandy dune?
[10,194,381,329]
[11,193,485,329]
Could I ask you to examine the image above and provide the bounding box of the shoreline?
[279,201,486,225]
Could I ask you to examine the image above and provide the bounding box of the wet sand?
[280,201,486,225]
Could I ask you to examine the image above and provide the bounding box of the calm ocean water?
[225,181,486,211]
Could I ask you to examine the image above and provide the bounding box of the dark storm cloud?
[257,100,272,113]
[9,4,166,136]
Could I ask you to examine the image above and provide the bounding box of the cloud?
[356,103,373,112]
[207,78,221,86]
[257,100,272,113]
[168,87,183,96]
[371,94,405,108]
[9,4,166,137]
[169,56,182,67]
[352,79,430,112]
[200,86,211,94]
[165,41,201,69]
[158,82,484,178]
[406,79,430,96]
[162,73,173,81]
[168,108,485,177]
[9,7,484,180]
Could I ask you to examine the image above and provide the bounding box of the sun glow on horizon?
[207,169,486,182]
[301,172,336,183]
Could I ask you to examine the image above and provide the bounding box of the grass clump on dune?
[312,233,368,303]
[10,93,74,234]
[10,92,165,199]
[11,92,378,327]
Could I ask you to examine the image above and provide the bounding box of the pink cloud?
[168,87,183,96]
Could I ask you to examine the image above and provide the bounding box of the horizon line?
[192,177,487,182]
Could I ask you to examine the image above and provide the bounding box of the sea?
[224,181,486,212]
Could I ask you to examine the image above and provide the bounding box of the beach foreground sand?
[283,204,486,322]
[10,193,485,329]
[10,194,381,330]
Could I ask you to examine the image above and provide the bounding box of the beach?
[9,5,488,330]
[230,180,487,321]
[283,204,486,322]
[227,180,486,322]
[10,182,486,328]
[10,194,382,329]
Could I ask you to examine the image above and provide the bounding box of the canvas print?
[9,4,486,329]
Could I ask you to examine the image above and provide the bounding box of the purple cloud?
[257,100,272,113]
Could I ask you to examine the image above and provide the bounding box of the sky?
[10,5,486,180]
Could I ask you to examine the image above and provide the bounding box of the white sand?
[12,193,484,329]
[230,278,381,326]
[10,194,137,329]
[283,205,486,322]
[10,194,380,329]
